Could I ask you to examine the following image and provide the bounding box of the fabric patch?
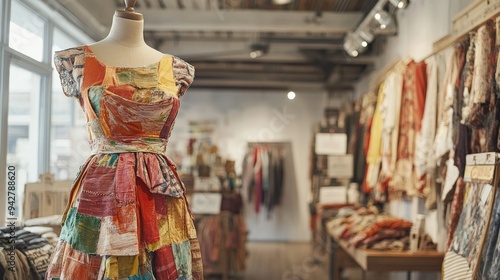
[60,208,101,253]
[95,153,120,168]
[137,178,160,244]
[104,256,119,280]
[116,66,159,88]
[88,85,105,116]
[153,245,178,280]
[96,203,139,255]
[158,55,178,96]
[45,241,65,278]
[173,241,193,277]
[128,270,154,280]
[77,165,117,217]
[190,238,204,278]
[115,153,137,205]
[147,195,189,251]
[73,212,101,253]
[50,241,102,279]
[99,93,172,137]
[167,196,188,244]
[118,256,139,278]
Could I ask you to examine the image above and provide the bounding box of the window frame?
[0,0,91,224]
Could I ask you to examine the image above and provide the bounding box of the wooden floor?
[206,242,328,280]
[206,242,424,280]
[242,242,329,280]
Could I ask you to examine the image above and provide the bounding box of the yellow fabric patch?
[146,196,188,251]
[158,56,178,97]
[104,256,119,279]
[104,256,139,279]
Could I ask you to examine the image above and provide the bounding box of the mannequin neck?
[104,14,146,47]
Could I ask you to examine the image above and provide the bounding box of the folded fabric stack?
[326,207,436,251]
[0,226,56,280]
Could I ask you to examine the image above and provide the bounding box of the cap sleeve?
[53,47,85,99]
[172,56,195,97]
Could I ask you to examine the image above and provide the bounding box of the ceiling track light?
[343,0,408,57]
[389,0,407,9]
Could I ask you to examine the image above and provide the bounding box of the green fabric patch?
[88,86,105,116]
[60,207,101,254]
[172,241,192,277]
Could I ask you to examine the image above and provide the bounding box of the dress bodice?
[54,45,195,154]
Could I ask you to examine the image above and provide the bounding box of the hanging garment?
[392,60,427,195]
[464,22,495,129]
[365,84,385,191]
[434,46,461,162]
[46,46,203,279]
[380,66,404,186]
[415,57,438,196]
[253,147,262,213]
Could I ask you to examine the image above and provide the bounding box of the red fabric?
[153,245,179,280]
[136,178,160,244]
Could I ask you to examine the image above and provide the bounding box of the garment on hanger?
[392,59,427,195]
[46,46,203,279]
[243,144,285,217]
[380,67,403,189]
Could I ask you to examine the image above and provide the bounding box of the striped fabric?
[443,251,473,280]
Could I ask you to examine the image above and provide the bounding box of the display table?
[327,230,444,280]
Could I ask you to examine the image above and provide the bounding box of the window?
[9,0,45,62]
[51,28,88,180]
[1,0,91,223]
[7,64,42,216]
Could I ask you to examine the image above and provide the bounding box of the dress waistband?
[90,137,168,155]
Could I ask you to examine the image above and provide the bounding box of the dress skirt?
[46,152,203,280]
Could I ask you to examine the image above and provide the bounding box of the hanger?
[115,0,143,21]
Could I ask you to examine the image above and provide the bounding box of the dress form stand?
[87,0,164,68]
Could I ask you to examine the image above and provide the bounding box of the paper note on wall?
[315,133,347,155]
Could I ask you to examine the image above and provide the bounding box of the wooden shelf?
[327,229,445,280]
[334,237,444,272]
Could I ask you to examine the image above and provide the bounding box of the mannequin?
[87,0,164,68]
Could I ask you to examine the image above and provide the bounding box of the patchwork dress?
[46,45,203,280]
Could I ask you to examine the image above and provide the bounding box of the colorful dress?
[46,45,203,280]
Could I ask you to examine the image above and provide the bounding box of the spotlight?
[249,43,269,59]
[250,50,263,59]
[389,0,407,9]
[287,91,296,100]
[374,10,391,29]
[343,32,365,57]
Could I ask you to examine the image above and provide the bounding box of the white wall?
[169,89,326,242]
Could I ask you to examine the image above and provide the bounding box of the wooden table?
[327,234,444,280]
